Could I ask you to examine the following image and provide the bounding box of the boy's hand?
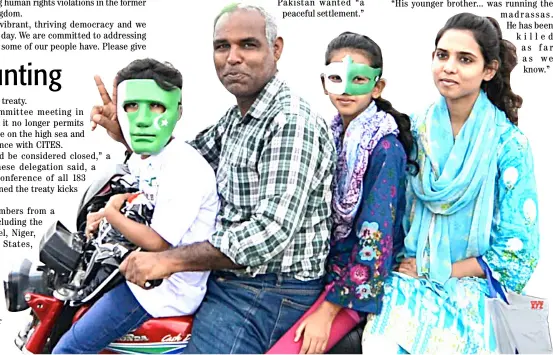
[85,209,104,239]
[91,75,130,151]
[105,193,132,215]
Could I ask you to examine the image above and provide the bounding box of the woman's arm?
[451,257,485,278]
[480,133,539,292]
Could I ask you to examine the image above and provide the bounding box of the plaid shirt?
[189,74,336,280]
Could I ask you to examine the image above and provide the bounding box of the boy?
[53,58,219,354]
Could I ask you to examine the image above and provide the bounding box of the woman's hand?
[397,258,419,278]
[294,301,341,354]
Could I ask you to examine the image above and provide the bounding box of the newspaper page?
[0,0,551,353]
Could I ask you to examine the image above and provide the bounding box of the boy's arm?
[103,193,170,252]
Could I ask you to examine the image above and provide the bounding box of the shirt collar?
[235,72,284,121]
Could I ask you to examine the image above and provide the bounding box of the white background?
[1,0,552,349]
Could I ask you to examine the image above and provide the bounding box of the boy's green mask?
[117,79,182,155]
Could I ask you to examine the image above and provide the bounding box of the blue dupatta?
[404,90,509,290]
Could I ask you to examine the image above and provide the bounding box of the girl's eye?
[329,75,342,83]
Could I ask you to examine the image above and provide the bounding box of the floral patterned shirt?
[325,135,407,314]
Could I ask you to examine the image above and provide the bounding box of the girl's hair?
[325,31,417,172]
[435,13,522,125]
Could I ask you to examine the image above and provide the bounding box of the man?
[90,3,336,353]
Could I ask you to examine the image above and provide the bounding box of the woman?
[289,32,416,354]
[362,13,540,353]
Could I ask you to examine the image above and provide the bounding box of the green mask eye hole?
[150,103,166,113]
[124,103,138,113]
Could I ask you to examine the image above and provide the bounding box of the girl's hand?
[294,301,341,354]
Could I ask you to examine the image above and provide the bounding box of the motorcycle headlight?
[3,259,47,312]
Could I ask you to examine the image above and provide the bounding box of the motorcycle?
[4,162,363,354]
[3,164,193,354]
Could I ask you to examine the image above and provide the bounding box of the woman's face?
[431,29,496,103]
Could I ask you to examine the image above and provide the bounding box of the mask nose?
[134,103,154,128]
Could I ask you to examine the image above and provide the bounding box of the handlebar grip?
[144,279,163,289]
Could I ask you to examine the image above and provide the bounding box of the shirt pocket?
[228,152,260,210]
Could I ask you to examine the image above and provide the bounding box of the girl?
[292,31,415,354]
[362,13,540,353]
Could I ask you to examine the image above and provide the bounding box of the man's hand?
[120,250,173,288]
[85,209,104,239]
[397,258,419,278]
[90,75,129,149]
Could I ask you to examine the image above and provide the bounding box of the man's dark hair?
[116,58,182,91]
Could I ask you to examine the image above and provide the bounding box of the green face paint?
[117,79,181,155]
[322,55,382,96]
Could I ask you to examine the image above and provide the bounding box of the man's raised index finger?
[94,75,112,105]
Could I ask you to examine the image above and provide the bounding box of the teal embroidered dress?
[362,92,540,353]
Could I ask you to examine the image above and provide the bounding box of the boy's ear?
[178,104,182,121]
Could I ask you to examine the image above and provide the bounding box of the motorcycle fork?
[23,293,77,354]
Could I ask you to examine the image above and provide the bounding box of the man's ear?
[371,79,386,99]
[178,104,183,121]
[273,37,284,61]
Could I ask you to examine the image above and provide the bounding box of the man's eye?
[215,43,230,50]
[329,75,342,83]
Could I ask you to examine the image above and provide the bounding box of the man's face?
[117,79,181,155]
[213,9,280,98]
